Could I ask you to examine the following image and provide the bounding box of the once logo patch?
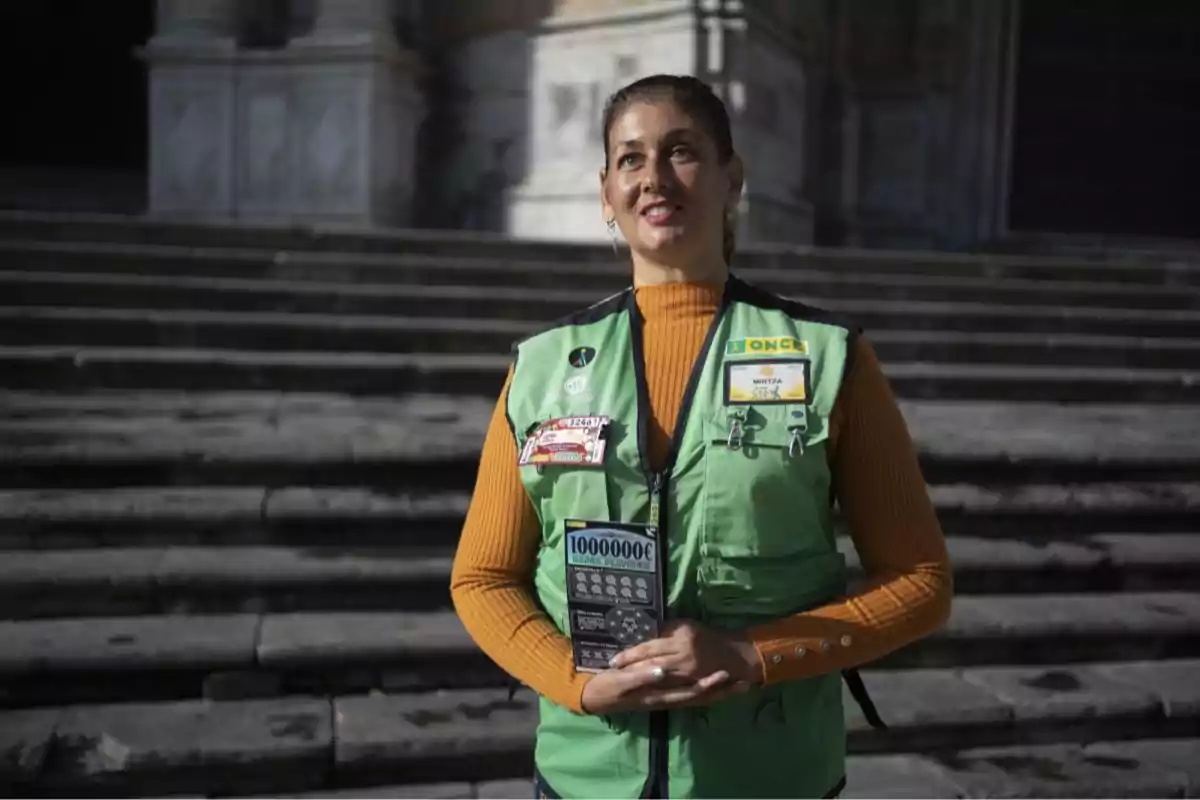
[726,337,808,356]
[568,346,597,368]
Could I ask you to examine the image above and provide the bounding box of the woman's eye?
[618,153,639,168]
[670,145,694,159]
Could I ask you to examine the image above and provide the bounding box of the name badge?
[724,358,811,405]
[518,416,610,468]
[564,519,662,672]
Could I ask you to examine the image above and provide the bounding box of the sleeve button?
[840,634,853,647]
[770,654,783,664]
[794,646,806,658]
[818,639,831,653]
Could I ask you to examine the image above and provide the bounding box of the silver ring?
[650,666,665,681]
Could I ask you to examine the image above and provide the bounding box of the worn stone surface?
[929,483,1200,513]
[0,615,259,672]
[475,778,536,798]
[264,488,469,520]
[257,611,471,666]
[0,392,491,463]
[155,546,453,585]
[841,535,1109,574]
[901,401,1200,462]
[1094,659,1200,717]
[1083,739,1200,792]
[5,391,1200,465]
[334,690,537,766]
[0,487,268,523]
[845,668,1012,732]
[960,664,1160,722]
[931,742,1191,798]
[941,592,1200,638]
[1090,533,1200,566]
[0,708,61,781]
[46,698,331,788]
[842,754,966,798]
[282,782,476,798]
[0,548,166,588]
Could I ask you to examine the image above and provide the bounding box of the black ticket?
[563,519,663,672]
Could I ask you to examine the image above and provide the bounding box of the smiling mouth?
[641,203,683,223]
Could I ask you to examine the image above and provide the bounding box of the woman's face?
[601,99,740,264]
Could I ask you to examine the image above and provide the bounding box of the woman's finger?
[694,670,732,691]
[609,660,675,694]
[635,670,731,708]
[610,636,676,669]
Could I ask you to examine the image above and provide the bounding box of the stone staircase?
[1,211,1198,798]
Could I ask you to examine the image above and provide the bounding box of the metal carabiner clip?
[787,426,805,458]
[727,418,744,450]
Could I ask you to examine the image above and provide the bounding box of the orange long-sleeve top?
[451,282,952,713]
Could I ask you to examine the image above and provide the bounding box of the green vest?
[508,276,857,799]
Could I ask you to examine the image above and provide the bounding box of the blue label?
[566,527,656,573]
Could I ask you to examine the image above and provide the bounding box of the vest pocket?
[699,414,831,560]
[697,413,844,623]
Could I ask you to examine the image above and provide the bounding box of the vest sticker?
[568,346,597,368]
[518,416,610,467]
[726,336,808,356]
[724,358,811,405]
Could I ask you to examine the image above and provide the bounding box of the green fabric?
[507,278,854,798]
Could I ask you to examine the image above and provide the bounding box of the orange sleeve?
[450,367,592,713]
[747,335,953,683]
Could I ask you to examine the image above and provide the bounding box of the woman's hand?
[608,620,763,686]
[580,662,737,714]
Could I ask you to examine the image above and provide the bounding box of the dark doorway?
[1008,0,1200,240]
[0,1,154,212]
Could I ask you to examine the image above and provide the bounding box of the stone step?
[0,346,507,397]
[4,215,1200,285]
[3,534,1199,621]
[1,392,1197,486]
[5,306,1200,370]
[2,482,1198,552]
[263,737,1200,798]
[1,593,1198,709]
[0,487,470,551]
[7,265,1200,322]
[3,661,1197,796]
[2,345,1198,402]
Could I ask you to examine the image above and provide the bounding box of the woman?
[451,74,952,799]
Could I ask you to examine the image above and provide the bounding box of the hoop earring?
[605,218,619,256]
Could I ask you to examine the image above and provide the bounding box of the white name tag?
[724,359,811,405]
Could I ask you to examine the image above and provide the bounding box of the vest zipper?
[626,282,735,798]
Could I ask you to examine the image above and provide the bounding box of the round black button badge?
[568,346,596,368]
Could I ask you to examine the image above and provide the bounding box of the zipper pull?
[649,472,664,528]
[787,426,805,458]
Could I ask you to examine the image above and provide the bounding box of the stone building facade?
[7,1,1195,249]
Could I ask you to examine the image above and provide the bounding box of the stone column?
[143,0,239,219]
[310,0,394,38]
[507,0,700,241]
[154,0,238,40]
[258,0,425,226]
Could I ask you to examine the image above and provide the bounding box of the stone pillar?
[259,0,424,226]
[712,1,817,246]
[507,0,702,241]
[143,0,239,219]
[310,0,394,37]
[154,0,238,40]
[504,0,817,245]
